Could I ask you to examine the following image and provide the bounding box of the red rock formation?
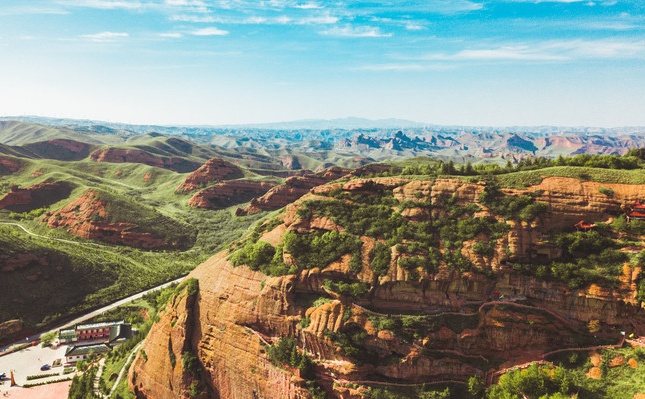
[0,156,21,173]
[188,180,275,210]
[176,158,245,193]
[90,148,201,172]
[0,182,67,210]
[43,190,168,249]
[130,284,203,398]
[237,167,349,215]
[132,175,645,399]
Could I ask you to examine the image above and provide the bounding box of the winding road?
[0,221,107,247]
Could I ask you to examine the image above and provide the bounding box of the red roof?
[627,210,645,218]
[574,220,596,229]
[632,201,645,210]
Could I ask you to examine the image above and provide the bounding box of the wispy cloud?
[295,2,322,9]
[415,39,645,62]
[357,63,454,71]
[58,0,144,10]
[170,14,217,23]
[322,25,392,38]
[159,32,183,38]
[190,27,229,36]
[0,5,69,16]
[81,31,130,42]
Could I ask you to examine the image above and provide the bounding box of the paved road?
[0,222,107,247]
[109,342,142,397]
[2,276,186,353]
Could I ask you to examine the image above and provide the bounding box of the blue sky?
[0,0,644,127]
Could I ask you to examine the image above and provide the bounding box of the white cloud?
[190,27,229,36]
[405,23,425,31]
[297,15,338,24]
[81,31,130,42]
[417,39,645,63]
[170,14,217,22]
[454,47,566,61]
[295,2,322,9]
[165,0,207,6]
[159,32,183,38]
[0,6,69,16]
[58,0,144,9]
[322,25,392,38]
[275,15,292,24]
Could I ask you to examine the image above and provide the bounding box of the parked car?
[0,372,6,379]
[40,364,50,371]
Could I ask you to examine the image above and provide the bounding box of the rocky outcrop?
[43,190,168,249]
[514,177,645,230]
[130,283,205,398]
[0,156,21,173]
[176,158,244,193]
[133,175,645,399]
[90,148,202,173]
[188,180,275,210]
[130,259,313,399]
[237,167,349,215]
[0,181,72,212]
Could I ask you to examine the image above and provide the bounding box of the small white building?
[65,343,112,364]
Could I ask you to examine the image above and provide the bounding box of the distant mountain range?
[1,116,645,167]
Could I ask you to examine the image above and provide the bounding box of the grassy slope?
[0,120,123,145]
[0,155,268,328]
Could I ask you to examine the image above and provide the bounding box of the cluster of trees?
[479,181,547,222]
[266,337,314,379]
[390,150,645,178]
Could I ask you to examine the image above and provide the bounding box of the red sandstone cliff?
[131,175,645,399]
[176,158,245,193]
[237,167,349,215]
[43,190,170,249]
[0,156,21,173]
[188,180,276,210]
[0,181,71,211]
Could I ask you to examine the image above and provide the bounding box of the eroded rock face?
[188,180,275,210]
[132,175,645,399]
[90,148,201,173]
[0,156,21,173]
[130,285,204,399]
[0,181,72,212]
[237,167,349,215]
[176,158,245,193]
[130,255,312,399]
[42,190,168,249]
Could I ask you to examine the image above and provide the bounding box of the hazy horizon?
[1,0,644,127]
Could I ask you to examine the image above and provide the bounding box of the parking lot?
[0,343,70,392]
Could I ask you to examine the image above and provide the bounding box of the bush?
[182,351,201,374]
[323,279,370,298]
[370,242,392,276]
[598,187,615,197]
[283,230,362,271]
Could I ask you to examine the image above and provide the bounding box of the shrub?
[369,242,391,276]
[598,187,615,197]
[323,279,370,298]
